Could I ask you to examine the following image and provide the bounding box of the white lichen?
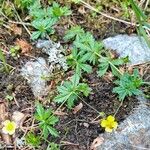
[36,39,68,71]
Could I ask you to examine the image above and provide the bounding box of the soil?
[0,4,149,150]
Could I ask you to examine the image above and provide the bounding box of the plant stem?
[75,94,100,114]
[80,0,137,26]
[94,51,123,76]
[142,82,150,85]
[114,100,124,117]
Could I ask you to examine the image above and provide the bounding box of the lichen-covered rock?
[36,39,68,71]
[97,97,150,150]
[21,39,68,97]
[21,57,51,97]
[103,34,150,65]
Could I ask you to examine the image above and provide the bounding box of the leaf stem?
[75,94,100,114]
[142,82,150,85]
[94,51,123,76]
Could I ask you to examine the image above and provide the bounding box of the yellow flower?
[100,115,118,132]
[2,120,16,135]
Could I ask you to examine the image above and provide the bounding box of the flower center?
[107,121,114,129]
[6,123,14,131]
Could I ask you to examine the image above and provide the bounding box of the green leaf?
[80,63,92,73]
[0,49,9,72]
[55,94,71,103]
[25,132,41,148]
[47,126,59,137]
[77,83,91,97]
[34,103,59,138]
[67,49,92,75]
[31,31,41,40]
[113,70,143,100]
[47,142,60,150]
[97,56,125,77]
[55,74,91,108]
[64,26,84,41]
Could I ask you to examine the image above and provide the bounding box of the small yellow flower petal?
[101,119,107,127]
[2,127,8,134]
[105,127,113,133]
[107,115,115,122]
[112,121,118,129]
[2,120,11,126]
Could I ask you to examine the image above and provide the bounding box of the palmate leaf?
[34,103,59,138]
[47,126,59,137]
[74,34,103,65]
[31,18,56,40]
[55,74,91,108]
[48,2,72,18]
[64,26,85,41]
[97,56,127,77]
[67,49,92,75]
[113,69,143,101]
[31,31,41,40]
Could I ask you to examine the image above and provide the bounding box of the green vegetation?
[129,0,150,47]
[0,0,149,149]
[55,74,91,108]
[113,69,143,100]
[29,1,71,40]
[0,49,9,73]
[25,132,41,148]
[34,103,59,138]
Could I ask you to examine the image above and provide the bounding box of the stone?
[103,34,150,65]
[21,57,51,97]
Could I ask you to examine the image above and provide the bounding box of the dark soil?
[55,72,138,150]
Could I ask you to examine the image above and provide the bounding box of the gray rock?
[36,39,68,71]
[103,34,150,65]
[97,97,150,150]
[21,57,51,97]
[21,39,68,97]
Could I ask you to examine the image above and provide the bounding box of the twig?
[114,100,123,117]
[80,0,137,26]
[11,4,31,36]
[1,11,31,26]
[8,21,32,26]
[144,0,150,10]
[76,95,100,114]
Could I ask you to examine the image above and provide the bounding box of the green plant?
[31,18,56,40]
[48,2,72,18]
[65,26,123,77]
[67,48,92,75]
[55,74,91,108]
[5,95,14,101]
[119,0,130,18]
[64,25,84,41]
[97,55,128,77]
[1,1,14,17]
[34,103,59,138]
[29,2,71,40]
[73,32,104,65]
[46,142,60,150]
[14,0,35,9]
[0,49,9,73]
[25,132,41,148]
[113,69,143,100]
[129,0,150,47]
[10,46,20,58]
